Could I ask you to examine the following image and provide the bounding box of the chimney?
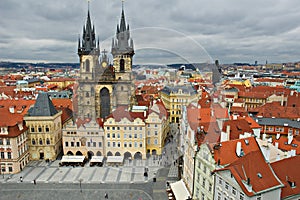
[233,114,238,120]
[288,133,293,145]
[144,111,147,118]
[9,106,15,113]
[275,142,279,148]
[236,142,242,157]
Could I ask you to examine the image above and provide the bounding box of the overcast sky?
[1,0,300,65]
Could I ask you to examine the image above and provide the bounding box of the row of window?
[107,141,143,148]
[0,139,10,145]
[265,126,299,134]
[31,126,50,133]
[32,138,51,145]
[107,133,145,139]
[65,141,103,148]
[107,126,144,131]
[218,177,244,199]
[0,152,12,159]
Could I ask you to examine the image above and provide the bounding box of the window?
[209,183,212,192]
[112,133,115,138]
[134,134,137,138]
[46,138,50,145]
[45,126,49,132]
[232,187,236,195]
[71,142,74,147]
[217,192,222,200]
[147,138,150,144]
[107,142,110,147]
[113,142,116,147]
[154,139,158,145]
[129,142,132,147]
[1,152,4,159]
[240,193,244,200]
[39,138,43,145]
[140,127,142,130]
[154,131,158,136]
[38,127,42,132]
[124,142,127,148]
[107,133,110,138]
[117,142,120,147]
[139,134,143,139]
[32,139,36,145]
[129,134,132,138]
[124,134,127,139]
[218,177,223,185]
[117,134,120,138]
[98,142,102,147]
[202,178,206,188]
[112,127,115,130]
[134,127,137,131]
[8,166,12,172]
[139,142,143,147]
[256,195,261,200]
[148,131,150,136]
[225,182,229,190]
[134,142,137,148]
[203,166,207,174]
[6,139,10,145]
[87,142,91,147]
[201,193,205,200]
[77,142,81,147]
[7,152,11,159]
[65,142,68,147]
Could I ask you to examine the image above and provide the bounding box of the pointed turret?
[111,2,134,56]
[78,5,99,56]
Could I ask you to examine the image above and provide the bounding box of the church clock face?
[101,61,107,68]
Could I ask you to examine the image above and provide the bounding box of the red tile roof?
[217,150,283,196]
[222,118,255,140]
[256,102,300,120]
[212,137,260,165]
[271,156,300,199]
[106,106,147,122]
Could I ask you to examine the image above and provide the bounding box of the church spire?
[111,0,134,56]
[78,2,99,56]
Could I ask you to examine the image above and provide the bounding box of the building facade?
[76,5,135,120]
[24,93,62,161]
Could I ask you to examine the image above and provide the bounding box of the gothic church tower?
[111,4,135,107]
[77,7,100,119]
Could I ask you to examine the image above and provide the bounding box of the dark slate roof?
[255,117,300,129]
[28,92,58,116]
[161,85,197,95]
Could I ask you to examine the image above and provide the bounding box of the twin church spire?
[78,1,134,57]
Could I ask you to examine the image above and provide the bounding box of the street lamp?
[79,178,83,193]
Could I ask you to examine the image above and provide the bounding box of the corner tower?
[111,2,135,106]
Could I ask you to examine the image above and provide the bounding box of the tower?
[111,2,135,107]
[77,5,100,119]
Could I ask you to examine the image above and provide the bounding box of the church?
[62,2,168,159]
[76,2,135,120]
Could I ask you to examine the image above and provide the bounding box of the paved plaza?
[0,124,180,200]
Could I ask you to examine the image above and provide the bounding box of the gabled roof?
[271,156,300,199]
[222,119,254,140]
[106,106,147,122]
[213,137,260,166]
[217,150,283,197]
[28,92,58,116]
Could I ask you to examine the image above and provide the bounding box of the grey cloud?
[0,0,300,64]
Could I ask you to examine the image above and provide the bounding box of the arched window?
[85,59,90,72]
[86,92,89,97]
[46,138,50,145]
[120,59,125,72]
[39,138,43,145]
[32,139,36,145]
[45,126,49,132]
[91,87,94,96]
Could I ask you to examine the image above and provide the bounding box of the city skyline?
[1,0,300,64]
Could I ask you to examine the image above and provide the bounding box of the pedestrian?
[105,192,108,199]
[20,176,23,182]
[33,179,36,185]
